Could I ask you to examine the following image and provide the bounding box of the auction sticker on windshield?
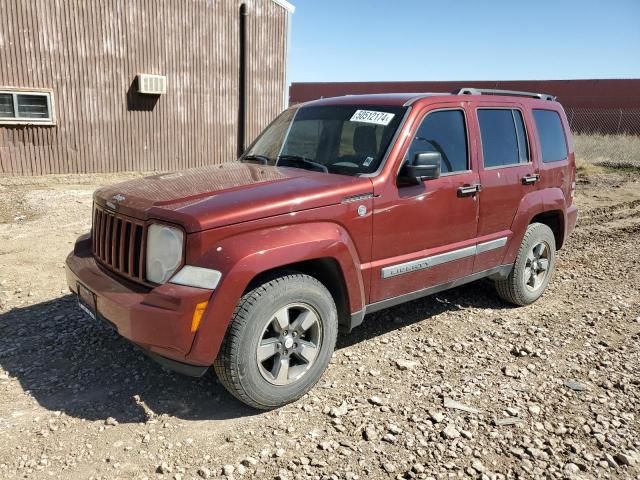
[350,110,395,126]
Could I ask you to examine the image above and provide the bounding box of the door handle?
[522,174,540,185]
[457,184,482,197]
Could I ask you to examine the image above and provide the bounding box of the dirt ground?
[0,167,639,480]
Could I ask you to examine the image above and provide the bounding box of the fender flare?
[186,222,365,364]
[503,188,566,264]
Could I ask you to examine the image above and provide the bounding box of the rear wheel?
[214,274,338,410]
[495,223,556,306]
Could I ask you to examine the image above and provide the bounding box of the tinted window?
[514,110,529,164]
[533,109,568,162]
[478,109,529,168]
[405,110,468,174]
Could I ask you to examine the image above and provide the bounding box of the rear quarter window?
[533,109,568,162]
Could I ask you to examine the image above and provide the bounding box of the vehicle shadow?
[339,278,508,349]
[0,280,509,423]
[0,294,257,423]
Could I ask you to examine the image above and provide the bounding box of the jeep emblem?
[106,194,126,210]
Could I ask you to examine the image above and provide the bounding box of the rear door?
[473,104,540,273]
[531,108,573,206]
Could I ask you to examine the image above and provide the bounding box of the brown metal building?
[0,0,293,176]
[290,79,640,135]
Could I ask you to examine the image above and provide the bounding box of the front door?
[472,105,540,273]
[369,106,480,304]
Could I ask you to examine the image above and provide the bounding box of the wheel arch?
[530,209,566,250]
[185,222,366,365]
[244,257,352,331]
[504,188,568,264]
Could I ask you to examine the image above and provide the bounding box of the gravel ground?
[0,168,639,480]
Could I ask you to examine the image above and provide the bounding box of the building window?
[0,90,55,125]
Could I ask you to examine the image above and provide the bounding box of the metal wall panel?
[244,0,288,146]
[0,0,289,175]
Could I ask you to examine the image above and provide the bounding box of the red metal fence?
[289,79,640,135]
[566,108,640,135]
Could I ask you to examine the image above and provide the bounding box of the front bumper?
[65,236,213,370]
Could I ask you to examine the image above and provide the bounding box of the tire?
[213,273,338,410]
[495,223,556,306]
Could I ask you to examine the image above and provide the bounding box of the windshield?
[242,105,407,176]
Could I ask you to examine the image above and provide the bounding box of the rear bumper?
[65,236,213,368]
[566,205,578,239]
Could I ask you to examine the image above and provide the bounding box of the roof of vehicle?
[302,93,447,108]
[300,88,559,108]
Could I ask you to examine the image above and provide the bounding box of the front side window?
[404,110,468,174]
[242,105,406,176]
[533,109,568,162]
[478,109,529,168]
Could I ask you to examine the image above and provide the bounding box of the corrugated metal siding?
[0,0,289,175]
[245,0,288,145]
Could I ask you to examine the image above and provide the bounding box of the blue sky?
[288,0,640,83]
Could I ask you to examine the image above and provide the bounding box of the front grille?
[91,204,146,283]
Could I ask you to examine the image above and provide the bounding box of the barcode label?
[350,110,395,126]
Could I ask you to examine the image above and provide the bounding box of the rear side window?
[513,111,529,164]
[533,109,568,162]
[405,110,468,174]
[478,109,529,168]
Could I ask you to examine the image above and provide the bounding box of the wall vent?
[137,74,167,95]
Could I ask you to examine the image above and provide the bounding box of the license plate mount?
[77,282,97,320]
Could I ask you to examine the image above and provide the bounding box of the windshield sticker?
[363,156,374,167]
[350,110,395,126]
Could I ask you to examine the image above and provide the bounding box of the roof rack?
[455,87,556,101]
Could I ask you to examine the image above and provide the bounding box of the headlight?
[146,224,184,284]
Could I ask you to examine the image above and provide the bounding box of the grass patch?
[574,134,640,168]
[576,158,605,177]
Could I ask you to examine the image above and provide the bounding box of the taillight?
[570,181,576,203]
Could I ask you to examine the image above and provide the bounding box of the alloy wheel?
[256,303,322,386]
[523,241,551,291]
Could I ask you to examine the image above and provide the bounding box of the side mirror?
[403,151,441,181]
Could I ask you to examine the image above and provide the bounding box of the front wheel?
[213,274,338,410]
[495,223,556,306]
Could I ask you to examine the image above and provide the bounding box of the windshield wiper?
[240,154,270,165]
[276,155,329,173]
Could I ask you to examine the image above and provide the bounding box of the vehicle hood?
[94,162,373,232]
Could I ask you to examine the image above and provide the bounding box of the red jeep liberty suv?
[66,88,578,409]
